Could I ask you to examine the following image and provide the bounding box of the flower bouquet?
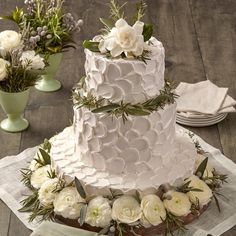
[0,30,45,132]
[2,0,83,92]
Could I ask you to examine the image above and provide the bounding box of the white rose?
[163,191,191,217]
[30,165,51,189]
[185,175,213,206]
[0,30,21,55]
[195,154,213,179]
[0,58,9,81]
[38,178,59,206]
[99,19,144,57]
[141,194,166,226]
[85,196,112,228]
[20,50,45,70]
[111,195,142,224]
[53,187,85,219]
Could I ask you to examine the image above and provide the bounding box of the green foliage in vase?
[1,0,83,54]
[0,50,42,93]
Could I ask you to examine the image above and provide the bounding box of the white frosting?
[50,37,197,194]
[51,126,196,194]
[84,37,165,104]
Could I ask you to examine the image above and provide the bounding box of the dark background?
[0,0,235,235]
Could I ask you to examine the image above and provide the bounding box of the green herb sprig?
[73,78,177,123]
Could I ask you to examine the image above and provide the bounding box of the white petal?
[115,18,128,29]
[133,21,144,35]
[110,44,123,57]
[132,36,144,56]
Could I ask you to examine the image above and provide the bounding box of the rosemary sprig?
[177,180,203,193]
[73,79,177,123]
[133,0,147,22]
[187,132,205,154]
[20,168,34,190]
[163,211,187,236]
[109,0,127,21]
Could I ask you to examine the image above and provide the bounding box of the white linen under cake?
[176,80,236,115]
[0,126,236,236]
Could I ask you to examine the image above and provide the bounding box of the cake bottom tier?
[51,126,196,195]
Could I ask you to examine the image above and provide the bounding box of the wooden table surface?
[0,0,235,235]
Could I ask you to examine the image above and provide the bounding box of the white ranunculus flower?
[99,19,144,57]
[185,175,213,207]
[53,187,85,219]
[0,58,9,81]
[195,154,214,180]
[38,178,59,206]
[30,165,51,189]
[111,195,142,224]
[163,191,191,217]
[0,30,21,55]
[141,194,166,226]
[20,50,45,70]
[85,196,112,228]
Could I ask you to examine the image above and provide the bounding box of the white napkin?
[176,80,236,115]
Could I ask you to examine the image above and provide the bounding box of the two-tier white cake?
[50,37,197,196]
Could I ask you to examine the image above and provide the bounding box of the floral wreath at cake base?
[20,132,227,236]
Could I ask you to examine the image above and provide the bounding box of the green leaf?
[83,40,100,52]
[75,177,87,199]
[38,148,51,165]
[79,204,87,226]
[143,24,153,41]
[213,194,221,213]
[100,18,114,29]
[92,104,120,113]
[126,107,150,116]
[195,157,208,179]
[19,193,38,212]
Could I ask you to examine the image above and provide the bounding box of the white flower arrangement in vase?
[1,0,83,92]
[0,30,45,132]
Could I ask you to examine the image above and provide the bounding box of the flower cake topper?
[83,0,154,62]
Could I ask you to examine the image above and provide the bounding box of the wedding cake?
[20,2,227,236]
[50,37,197,195]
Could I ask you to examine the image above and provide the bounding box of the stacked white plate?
[176,112,227,127]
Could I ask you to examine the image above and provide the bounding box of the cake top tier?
[84,37,165,104]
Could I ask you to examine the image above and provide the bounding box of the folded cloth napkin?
[176,80,236,115]
[30,221,99,236]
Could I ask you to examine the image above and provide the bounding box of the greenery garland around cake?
[72,77,178,123]
[83,0,155,63]
[19,132,227,236]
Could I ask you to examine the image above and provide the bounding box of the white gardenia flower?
[163,191,191,217]
[38,178,59,206]
[99,18,144,57]
[141,194,166,226]
[0,30,21,55]
[85,196,112,228]
[30,165,51,189]
[185,175,213,207]
[53,187,85,219]
[20,50,45,70]
[195,154,214,179]
[111,195,142,224]
[0,58,9,81]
